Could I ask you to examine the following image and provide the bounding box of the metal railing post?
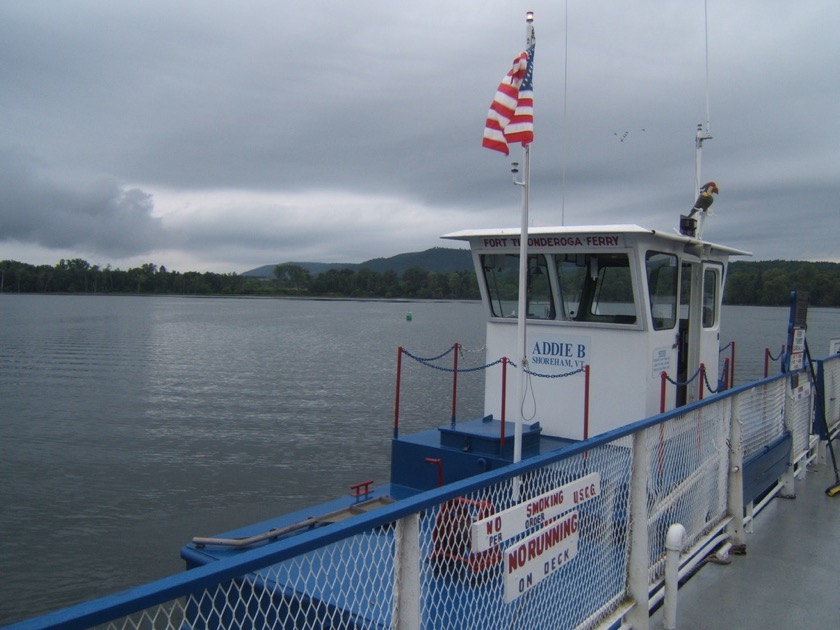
[780,376,798,498]
[394,347,403,439]
[660,371,668,413]
[583,364,591,439]
[727,394,746,550]
[451,343,459,427]
[394,513,421,630]
[723,357,730,390]
[663,523,686,630]
[729,341,736,386]
[625,429,650,630]
[500,357,508,448]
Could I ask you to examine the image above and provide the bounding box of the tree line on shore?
[0,259,480,300]
[1,258,838,306]
[724,260,840,307]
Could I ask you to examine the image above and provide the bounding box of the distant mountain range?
[241,247,474,278]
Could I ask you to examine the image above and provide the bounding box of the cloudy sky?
[1,1,837,273]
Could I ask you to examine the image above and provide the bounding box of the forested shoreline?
[1,258,839,306]
[0,259,480,300]
[724,260,840,307]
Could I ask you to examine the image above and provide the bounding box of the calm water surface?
[0,295,837,624]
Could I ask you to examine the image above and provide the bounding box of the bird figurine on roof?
[687,181,719,218]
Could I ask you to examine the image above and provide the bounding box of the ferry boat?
[8,221,839,630]
[8,14,840,630]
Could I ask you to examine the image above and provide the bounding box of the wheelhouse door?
[677,261,723,406]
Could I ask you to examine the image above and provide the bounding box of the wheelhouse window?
[481,253,554,319]
[703,267,719,328]
[480,251,637,324]
[555,253,636,323]
[646,251,678,330]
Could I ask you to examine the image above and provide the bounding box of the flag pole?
[513,12,535,466]
[513,144,529,465]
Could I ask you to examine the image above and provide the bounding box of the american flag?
[482,41,535,155]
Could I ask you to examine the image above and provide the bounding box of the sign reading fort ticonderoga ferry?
[469,472,601,602]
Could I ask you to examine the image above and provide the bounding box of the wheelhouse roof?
[441,224,752,258]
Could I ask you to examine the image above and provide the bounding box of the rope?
[524,365,585,379]
[663,365,726,395]
[402,345,456,363]
[702,368,725,395]
[401,346,584,378]
[766,348,783,362]
[401,346,505,374]
[663,367,702,388]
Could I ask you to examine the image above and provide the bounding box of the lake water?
[1,295,838,624]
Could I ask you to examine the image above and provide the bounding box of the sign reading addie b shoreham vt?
[469,472,601,602]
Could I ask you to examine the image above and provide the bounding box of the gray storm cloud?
[1,1,837,271]
[0,149,164,257]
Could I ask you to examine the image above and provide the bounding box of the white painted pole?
[694,123,704,202]
[780,381,800,498]
[514,141,530,467]
[727,395,746,550]
[693,124,712,239]
[626,429,651,630]
[513,12,535,467]
[393,513,421,630]
[663,523,686,630]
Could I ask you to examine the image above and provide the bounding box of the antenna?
[695,0,713,200]
[703,0,712,137]
[561,0,568,225]
[691,0,714,239]
[695,123,712,200]
[681,1,715,240]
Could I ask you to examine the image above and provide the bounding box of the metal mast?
[694,0,713,238]
[513,11,536,465]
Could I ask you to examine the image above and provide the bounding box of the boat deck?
[650,459,840,628]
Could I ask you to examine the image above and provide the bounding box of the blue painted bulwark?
[438,415,542,457]
[742,433,792,505]
[390,416,568,492]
